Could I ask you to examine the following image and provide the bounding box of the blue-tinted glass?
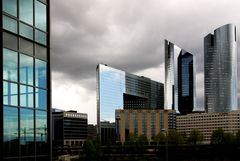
[35,59,47,88]
[20,85,34,108]
[20,108,34,155]
[35,88,47,109]
[3,81,18,106]
[35,29,47,45]
[3,48,18,82]
[35,0,47,31]
[3,106,19,157]
[3,0,17,17]
[134,112,138,135]
[142,112,146,135]
[19,0,33,25]
[20,23,33,40]
[36,110,47,155]
[20,54,34,85]
[3,15,18,33]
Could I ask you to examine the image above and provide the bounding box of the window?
[35,59,47,88]
[3,32,18,50]
[20,54,34,85]
[3,106,19,157]
[35,44,47,60]
[36,110,48,154]
[3,81,18,106]
[3,0,17,17]
[20,38,34,56]
[19,23,33,40]
[3,48,18,82]
[3,15,18,33]
[35,29,47,45]
[35,88,47,109]
[19,0,33,25]
[20,85,34,108]
[35,0,47,31]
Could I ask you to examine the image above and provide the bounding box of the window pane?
[35,88,47,109]
[3,48,18,82]
[20,38,34,56]
[36,110,48,155]
[35,59,47,88]
[35,29,47,45]
[3,106,19,157]
[19,0,33,25]
[3,0,17,17]
[20,108,34,155]
[35,44,47,60]
[20,54,34,85]
[35,0,47,31]
[3,15,18,33]
[3,32,18,50]
[20,23,33,40]
[3,81,18,106]
[20,85,34,108]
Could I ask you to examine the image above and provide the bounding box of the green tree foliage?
[153,132,166,145]
[167,130,184,145]
[235,130,240,144]
[83,138,101,161]
[187,129,204,144]
[211,128,225,144]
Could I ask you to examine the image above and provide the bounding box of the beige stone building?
[176,111,240,142]
[115,109,176,143]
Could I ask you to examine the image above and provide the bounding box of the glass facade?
[204,24,238,113]
[1,0,50,160]
[164,40,195,114]
[97,64,164,140]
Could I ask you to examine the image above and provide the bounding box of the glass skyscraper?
[96,64,164,140]
[165,40,195,114]
[204,24,237,113]
[1,0,51,161]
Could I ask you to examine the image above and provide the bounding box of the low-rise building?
[176,111,240,142]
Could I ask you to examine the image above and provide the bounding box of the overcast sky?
[51,0,240,124]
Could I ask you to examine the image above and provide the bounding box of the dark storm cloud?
[51,0,240,108]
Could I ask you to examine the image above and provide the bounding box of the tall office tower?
[165,40,195,114]
[96,64,164,143]
[1,0,51,161]
[204,24,237,113]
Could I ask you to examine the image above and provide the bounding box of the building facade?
[52,111,88,147]
[96,64,164,142]
[176,111,240,142]
[165,40,195,114]
[1,0,51,161]
[204,24,238,113]
[116,109,176,143]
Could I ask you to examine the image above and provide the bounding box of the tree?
[83,138,101,161]
[223,132,235,144]
[235,130,240,144]
[153,132,166,145]
[211,128,225,144]
[167,130,184,145]
[187,129,204,144]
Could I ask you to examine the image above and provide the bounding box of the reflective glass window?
[35,0,47,31]
[35,29,47,45]
[3,0,17,17]
[3,32,18,50]
[35,88,47,109]
[3,48,18,82]
[19,0,33,25]
[20,54,34,85]
[36,110,48,154]
[20,108,34,155]
[20,85,34,108]
[35,44,47,60]
[20,23,33,40]
[3,15,18,33]
[20,38,34,56]
[3,81,18,106]
[3,106,19,157]
[35,59,47,88]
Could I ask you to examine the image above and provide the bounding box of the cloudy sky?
[51,0,240,124]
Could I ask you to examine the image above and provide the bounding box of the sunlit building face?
[1,0,51,160]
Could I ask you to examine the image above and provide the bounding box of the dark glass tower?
[178,52,194,114]
[0,0,51,161]
[204,24,237,113]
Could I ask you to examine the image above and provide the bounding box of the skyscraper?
[204,24,237,113]
[96,64,164,142]
[165,40,195,114]
[1,0,51,161]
